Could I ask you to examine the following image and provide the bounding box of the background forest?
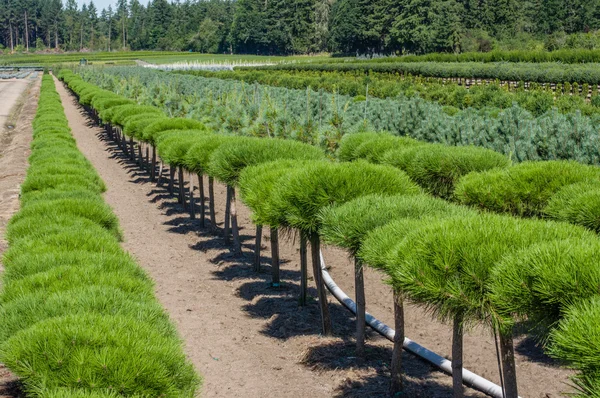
[1,0,600,55]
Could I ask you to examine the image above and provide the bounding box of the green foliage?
[156,130,212,167]
[490,239,600,331]
[257,61,600,85]
[6,198,122,243]
[184,135,235,175]
[208,137,326,186]
[352,135,423,163]
[239,160,312,227]
[0,74,201,397]
[319,194,466,256]
[337,132,384,162]
[388,214,592,328]
[272,161,421,234]
[80,67,600,165]
[454,161,600,217]
[549,298,600,396]
[0,314,198,397]
[544,183,600,232]
[384,144,510,199]
[142,118,206,145]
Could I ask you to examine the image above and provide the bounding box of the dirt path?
[0,77,40,398]
[55,76,573,398]
[0,80,31,130]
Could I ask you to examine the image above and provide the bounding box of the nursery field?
[3,54,600,398]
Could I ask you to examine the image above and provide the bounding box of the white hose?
[319,251,518,398]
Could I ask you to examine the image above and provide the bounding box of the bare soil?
[0,77,40,397]
[54,76,574,398]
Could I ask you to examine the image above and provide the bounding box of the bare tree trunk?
[168,166,175,195]
[209,177,216,230]
[309,233,332,336]
[270,227,280,286]
[188,173,196,219]
[178,166,187,209]
[224,185,231,243]
[9,21,14,52]
[230,186,241,254]
[198,174,205,227]
[299,232,308,306]
[151,146,157,181]
[254,225,262,272]
[452,314,464,398]
[500,330,519,398]
[390,291,404,396]
[355,258,366,359]
[24,11,29,52]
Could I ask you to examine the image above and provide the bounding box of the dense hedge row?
[252,61,600,84]
[335,132,600,396]
[333,49,600,64]
[176,69,600,117]
[78,67,600,166]
[0,74,200,397]
[59,71,600,397]
[340,132,600,235]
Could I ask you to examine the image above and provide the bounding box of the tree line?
[1,0,599,55]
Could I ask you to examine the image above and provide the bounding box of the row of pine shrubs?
[0,73,200,397]
[59,69,600,397]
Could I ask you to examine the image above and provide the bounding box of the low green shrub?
[7,198,121,242]
[454,160,600,217]
[141,118,206,145]
[239,160,308,227]
[273,161,421,235]
[320,194,470,256]
[0,314,199,397]
[183,135,234,175]
[337,132,383,162]
[384,144,510,199]
[549,297,600,396]
[544,182,600,232]
[155,130,212,167]
[353,135,424,164]
[208,137,326,186]
[490,238,600,330]
[388,214,592,327]
[0,286,174,343]
[2,251,144,283]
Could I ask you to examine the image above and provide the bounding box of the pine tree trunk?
[299,232,308,306]
[198,174,205,227]
[178,166,187,208]
[168,166,175,195]
[452,314,464,398]
[254,224,262,272]
[390,291,404,396]
[129,137,135,160]
[209,176,216,230]
[270,227,280,286]
[157,162,164,186]
[189,173,196,219]
[230,186,241,254]
[309,233,332,336]
[224,185,231,243]
[500,330,519,398]
[355,258,366,359]
[151,146,157,181]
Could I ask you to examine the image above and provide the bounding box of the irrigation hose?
[319,251,520,398]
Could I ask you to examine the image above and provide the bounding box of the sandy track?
[55,76,573,398]
[0,80,30,129]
